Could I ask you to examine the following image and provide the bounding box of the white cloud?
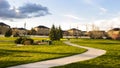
[91,17,120,31]
[99,7,107,14]
[83,0,108,15]
[63,14,85,21]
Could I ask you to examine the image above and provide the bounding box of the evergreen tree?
[56,27,60,40]
[49,25,63,41]
[49,25,56,41]
[5,29,12,37]
[59,26,63,38]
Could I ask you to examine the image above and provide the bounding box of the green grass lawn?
[0,37,86,68]
[0,37,17,41]
[53,39,120,68]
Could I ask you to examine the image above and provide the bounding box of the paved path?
[8,41,106,68]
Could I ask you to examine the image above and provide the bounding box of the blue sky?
[0,0,120,31]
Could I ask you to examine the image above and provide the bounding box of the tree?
[49,25,56,41]
[4,29,12,37]
[56,27,60,40]
[59,26,63,38]
[31,28,36,35]
[27,28,36,35]
[49,25,63,41]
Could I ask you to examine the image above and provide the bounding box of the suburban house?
[0,22,10,34]
[63,30,69,36]
[67,28,82,36]
[81,31,89,36]
[88,30,106,39]
[34,25,50,35]
[12,28,27,36]
[107,28,120,40]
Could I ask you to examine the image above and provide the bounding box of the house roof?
[69,28,81,31]
[18,28,26,30]
[0,22,10,27]
[36,25,49,29]
[112,28,120,31]
[12,28,26,30]
[89,30,105,32]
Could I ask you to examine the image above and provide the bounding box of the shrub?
[21,39,34,45]
[15,37,23,44]
[15,37,34,45]
[4,29,12,37]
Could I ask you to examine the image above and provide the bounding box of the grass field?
[0,37,86,68]
[53,39,120,68]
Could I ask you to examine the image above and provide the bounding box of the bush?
[4,29,12,37]
[15,37,23,44]
[15,37,34,45]
[21,39,34,45]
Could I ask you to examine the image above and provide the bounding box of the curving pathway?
[8,41,106,68]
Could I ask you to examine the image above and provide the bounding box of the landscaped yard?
[0,37,86,68]
[53,39,120,68]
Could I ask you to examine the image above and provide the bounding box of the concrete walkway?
[8,41,106,68]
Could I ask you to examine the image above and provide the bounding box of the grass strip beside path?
[54,39,120,68]
[0,37,86,68]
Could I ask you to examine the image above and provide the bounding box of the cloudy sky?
[0,0,120,31]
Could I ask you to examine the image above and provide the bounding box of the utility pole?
[24,22,27,36]
[76,26,79,38]
[86,24,88,32]
[24,22,26,29]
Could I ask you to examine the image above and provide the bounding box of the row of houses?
[0,22,84,36]
[0,22,120,39]
[0,22,50,36]
[0,22,105,37]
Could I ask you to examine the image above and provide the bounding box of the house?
[67,28,82,36]
[12,28,27,36]
[107,28,120,40]
[81,31,89,36]
[88,30,106,39]
[0,22,10,34]
[34,25,50,35]
[63,30,69,36]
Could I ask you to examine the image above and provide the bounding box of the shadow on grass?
[0,51,11,57]
[74,41,120,45]
[53,63,113,68]
[0,48,81,58]
[98,42,120,45]
[0,49,84,68]
[0,60,36,68]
